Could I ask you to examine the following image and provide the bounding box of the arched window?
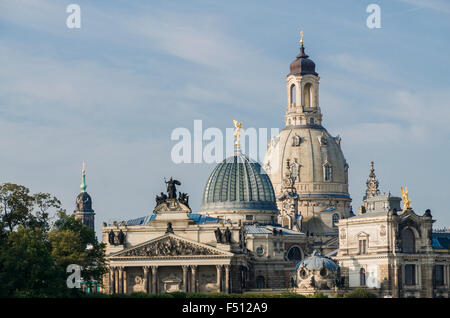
[332,213,340,228]
[324,164,332,181]
[401,228,415,253]
[304,83,313,107]
[256,276,265,288]
[309,118,315,125]
[360,268,366,286]
[286,246,303,263]
[290,84,296,106]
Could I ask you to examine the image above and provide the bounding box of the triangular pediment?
[110,233,233,258]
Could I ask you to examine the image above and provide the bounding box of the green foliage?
[49,211,107,284]
[0,226,66,297]
[0,183,106,298]
[343,288,377,298]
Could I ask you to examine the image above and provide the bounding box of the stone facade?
[335,164,450,297]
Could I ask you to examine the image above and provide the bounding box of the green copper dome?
[200,152,277,212]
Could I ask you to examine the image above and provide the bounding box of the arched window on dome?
[290,84,296,106]
[323,163,332,182]
[332,213,340,228]
[304,83,314,107]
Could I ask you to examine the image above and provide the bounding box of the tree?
[0,183,106,297]
[49,211,107,291]
[0,226,65,297]
[0,183,62,236]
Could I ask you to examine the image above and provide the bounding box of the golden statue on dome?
[232,118,243,148]
[401,186,412,210]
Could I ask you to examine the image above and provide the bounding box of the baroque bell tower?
[74,162,95,231]
[285,31,322,128]
[263,32,351,236]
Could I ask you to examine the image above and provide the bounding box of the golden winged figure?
[232,118,243,147]
[401,186,411,210]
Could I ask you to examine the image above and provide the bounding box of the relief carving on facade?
[121,237,217,257]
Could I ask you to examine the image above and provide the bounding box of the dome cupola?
[200,120,278,224]
[289,32,318,76]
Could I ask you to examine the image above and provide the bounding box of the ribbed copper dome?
[200,153,277,212]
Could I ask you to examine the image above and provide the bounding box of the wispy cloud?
[397,0,450,14]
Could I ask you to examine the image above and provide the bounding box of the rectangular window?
[246,215,253,221]
[435,265,444,286]
[359,240,367,254]
[404,264,416,286]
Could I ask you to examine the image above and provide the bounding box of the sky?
[1,0,449,238]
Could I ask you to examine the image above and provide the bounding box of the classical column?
[118,267,124,294]
[216,265,223,292]
[143,267,149,293]
[182,266,189,292]
[115,267,119,294]
[123,268,127,294]
[109,267,115,294]
[224,265,230,294]
[151,266,158,294]
[191,265,198,293]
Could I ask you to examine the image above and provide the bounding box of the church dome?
[296,249,338,271]
[289,45,318,76]
[200,152,277,213]
[263,126,349,196]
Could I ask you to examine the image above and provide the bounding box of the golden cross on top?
[300,30,304,46]
[82,161,86,174]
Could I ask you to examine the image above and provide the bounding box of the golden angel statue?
[232,118,243,147]
[401,186,411,210]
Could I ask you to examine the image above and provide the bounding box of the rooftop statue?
[232,118,243,148]
[401,186,412,210]
[165,177,181,199]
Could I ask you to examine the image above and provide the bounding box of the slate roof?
[432,232,450,250]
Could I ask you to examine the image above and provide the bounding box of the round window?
[256,246,264,256]
[320,268,327,277]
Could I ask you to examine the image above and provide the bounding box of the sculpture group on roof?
[155,177,189,207]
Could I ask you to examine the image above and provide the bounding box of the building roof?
[432,232,450,250]
[296,250,339,271]
[289,44,318,76]
[125,213,220,226]
[200,152,277,212]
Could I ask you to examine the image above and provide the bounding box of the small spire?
[365,161,380,199]
[80,161,87,193]
[300,30,304,46]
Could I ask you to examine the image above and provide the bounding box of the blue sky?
[1,0,449,237]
